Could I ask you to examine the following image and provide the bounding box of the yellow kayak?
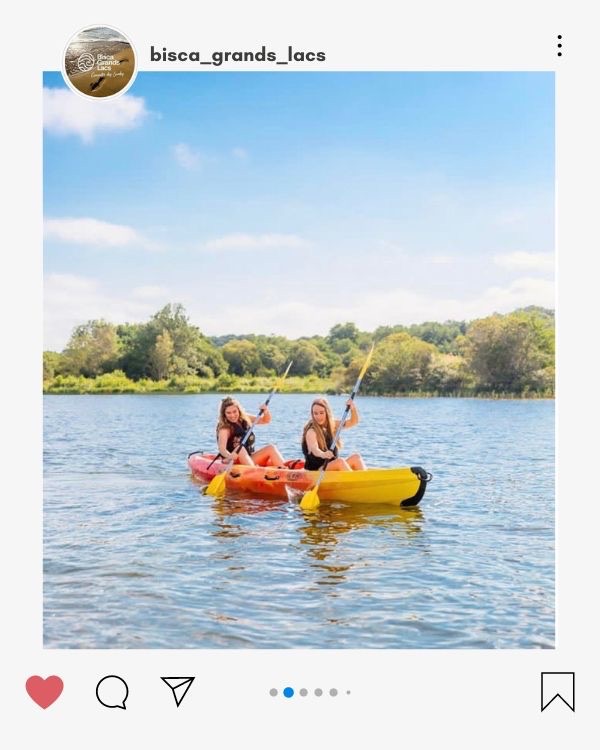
[188,454,431,506]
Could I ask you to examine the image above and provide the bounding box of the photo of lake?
[44,393,554,648]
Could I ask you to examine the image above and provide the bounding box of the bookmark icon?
[540,672,575,712]
[161,676,195,707]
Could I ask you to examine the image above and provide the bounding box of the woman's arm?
[248,404,271,425]
[336,400,359,430]
[306,428,335,460]
[217,427,235,460]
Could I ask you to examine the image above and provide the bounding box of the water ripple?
[44,394,554,648]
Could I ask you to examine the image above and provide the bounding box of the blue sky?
[43,71,554,351]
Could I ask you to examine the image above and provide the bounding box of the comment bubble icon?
[96,675,129,709]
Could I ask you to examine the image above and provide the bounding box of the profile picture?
[62,25,136,98]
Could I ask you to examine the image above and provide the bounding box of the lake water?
[44,394,554,649]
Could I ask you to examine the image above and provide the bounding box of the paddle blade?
[205,472,227,497]
[299,487,320,511]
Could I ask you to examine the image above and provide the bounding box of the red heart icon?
[26,675,64,709]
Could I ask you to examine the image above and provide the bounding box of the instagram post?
[42,67,554,650]
[3,2,598,747]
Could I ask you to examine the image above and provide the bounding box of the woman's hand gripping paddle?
[299,344,374,511]
[205,361,293,497]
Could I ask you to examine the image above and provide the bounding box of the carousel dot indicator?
[299,688,308,696]
[329,688,338,697]
[283,687,294,698]
[269,688,278,696]
[314,688,323,696]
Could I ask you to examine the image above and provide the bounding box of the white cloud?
[132,285,169,299]
[43,88,149,143]
[494,251,555,274]
[44,217,161,250]
[172,143,203,170]
[46,273,97,295]
[44,274,159,351]
[44,271,555,351]
[429,254,454,265]
[189,277,555,339]
[376,240,407,258]
[356,277,554,327]
[494,209,528,227]
[45,217,139,246]
[203,233,309,251]
[474,277,555,315]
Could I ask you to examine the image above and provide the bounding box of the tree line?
[43,303,555,396]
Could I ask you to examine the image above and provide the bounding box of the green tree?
[222,339,261,376]
[193,338,228,378]
[117,305,226,380]
[290,340,327,376]
[305,335,342,374]
[61,320,120,377]
[424,352,472,393]
[329,337,354,355]
[373,324,407,342]
[327,322,360,344]
[117,323,155,380]
[325,324,371,367]
[255,337,290,373]
[150,304,208,373]
[408,320,466,353]
[149,330,174,380]
[43,351,64,381]
[463,310,554,392]
[353,333,437,394]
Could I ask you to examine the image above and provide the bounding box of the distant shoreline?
[43,385,554,399]
[44,305,555,399]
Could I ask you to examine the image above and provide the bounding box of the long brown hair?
[216,396,252,438]
[301,397,343,451]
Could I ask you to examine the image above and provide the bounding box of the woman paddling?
[301,397,366,471]
[216,396,285,467]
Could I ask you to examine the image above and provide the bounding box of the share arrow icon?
[161,677,195,707]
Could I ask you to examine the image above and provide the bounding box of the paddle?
[299,344,375,511]
[205,360,293,497]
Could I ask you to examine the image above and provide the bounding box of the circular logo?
[62,25,137,99]
[77,53,95,72]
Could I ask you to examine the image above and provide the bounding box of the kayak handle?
[411,466,433,483]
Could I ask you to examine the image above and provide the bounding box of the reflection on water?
[210,493,424,588]
[298,505,423,580]
[210,491,290,518]
[44,394,554,648]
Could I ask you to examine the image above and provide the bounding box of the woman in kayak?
[301,397,366,471]
[216,396,285,467]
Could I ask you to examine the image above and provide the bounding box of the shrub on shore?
[44,372,336,395]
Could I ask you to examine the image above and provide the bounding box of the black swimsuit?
[302,430,338,471]
[226,420,256,454]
